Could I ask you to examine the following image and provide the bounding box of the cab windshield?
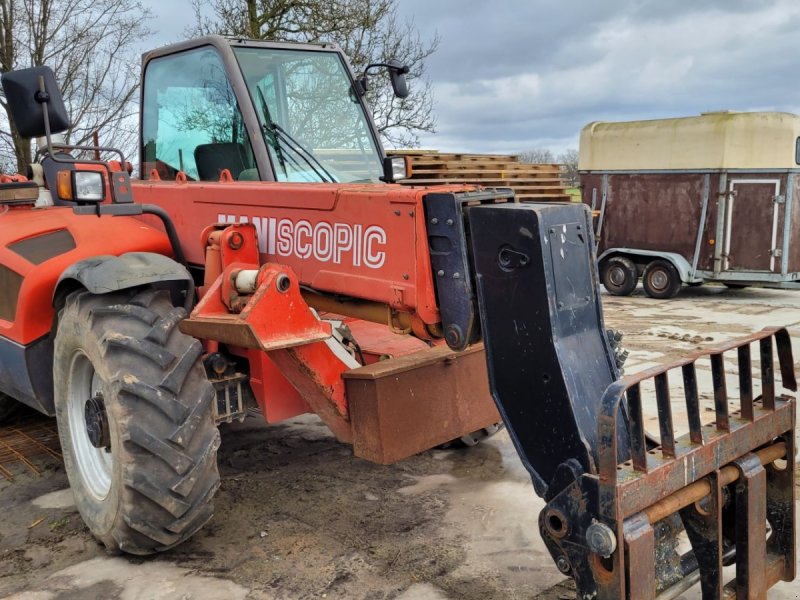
[233,47,384,183]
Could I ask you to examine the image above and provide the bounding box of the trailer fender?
[598,249,701,284]
[53,252,195,311]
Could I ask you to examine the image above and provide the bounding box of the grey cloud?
[396,0,800,153]
[135,0,800,154]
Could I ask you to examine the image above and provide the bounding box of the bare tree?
[557,148,579,186]
[0,0,152,173]
[188,0,439,147]
[518,148,555,164]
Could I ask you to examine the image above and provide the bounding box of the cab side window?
[141,47,257,181]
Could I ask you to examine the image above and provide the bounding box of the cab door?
[723,178,782,272]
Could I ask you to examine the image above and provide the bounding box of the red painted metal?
[132,179,479,326]
[0,205,171,345]
[181,263,331,351]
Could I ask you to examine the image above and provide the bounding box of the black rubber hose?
[141,204,187,266]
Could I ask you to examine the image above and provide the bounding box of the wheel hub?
[84,394,110,450]
[609,266,625,286]
[650,270,668,290]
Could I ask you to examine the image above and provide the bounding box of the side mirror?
[381,155,410,183]
[358,61,411,99]
[386,60,410,99]
[1,66,70,139]
[56,169,106,204]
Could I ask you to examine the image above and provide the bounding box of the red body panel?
[132,180,479,325]
[0,204,172,344]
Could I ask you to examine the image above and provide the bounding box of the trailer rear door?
[724,179,781,272]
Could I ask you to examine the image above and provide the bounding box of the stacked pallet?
[388,150,570,201]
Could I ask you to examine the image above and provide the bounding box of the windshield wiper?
[256,86,289,178]
[256,86,336,183]
[272,122,337,184]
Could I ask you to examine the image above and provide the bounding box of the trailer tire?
[600,256,638,296]
[642,260,682,299]
[53,288,220,555]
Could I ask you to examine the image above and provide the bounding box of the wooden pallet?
[388,150,570,201]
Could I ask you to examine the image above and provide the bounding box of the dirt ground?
[1,284,799,599]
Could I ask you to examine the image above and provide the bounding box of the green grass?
[566,187,582,202]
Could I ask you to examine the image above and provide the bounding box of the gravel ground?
[0,284,798,599]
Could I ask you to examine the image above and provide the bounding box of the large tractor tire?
[53,288,220,555]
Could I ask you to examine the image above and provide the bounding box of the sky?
[140,0,800,155]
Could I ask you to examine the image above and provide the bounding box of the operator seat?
[194,142,249,181]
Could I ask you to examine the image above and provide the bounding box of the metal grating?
[0,417,61,481]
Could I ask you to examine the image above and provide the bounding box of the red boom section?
[132,179,480,326]
[0,205,172,345]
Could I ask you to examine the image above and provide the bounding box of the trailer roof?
[579,111,800,171]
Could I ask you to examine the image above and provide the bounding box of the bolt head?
[437,270,445,277]
[445,325,463,348]
[556,556,571,574]
[228,231,244,250]
[586,522,617,558]
[430,217,439,225]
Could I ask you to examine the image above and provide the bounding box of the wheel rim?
[67,351,113,500]
[608,266,627,287]
[648,269,669,291]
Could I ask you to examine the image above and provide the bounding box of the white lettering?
[333,223,352,264]
[294,220,313,259]
[267,217,276,255]
[218,215,387,269]
[364,225,387,269]
[313,222,333,262]
[277,219,293,256]
[252,217,268,253]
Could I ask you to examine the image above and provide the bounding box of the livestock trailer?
[580,111,800,298]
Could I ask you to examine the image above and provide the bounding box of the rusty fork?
[596,327,796,599]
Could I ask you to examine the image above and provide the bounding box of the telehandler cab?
[0,36,795,598]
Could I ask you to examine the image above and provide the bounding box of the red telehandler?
[0,36,795,598]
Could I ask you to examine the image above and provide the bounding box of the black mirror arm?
[358,62,410,93]
[36,74,128,187]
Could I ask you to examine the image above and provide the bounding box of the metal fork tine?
[710,353,730,431]
[682,363,704,445]
[760,337,775,410]
[627,383,648,472]
[655,372,675,457]
[738,344,754,421]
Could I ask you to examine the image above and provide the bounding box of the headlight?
[73,172,104,201]
[383,155,410,182]
[56,170,106,203]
